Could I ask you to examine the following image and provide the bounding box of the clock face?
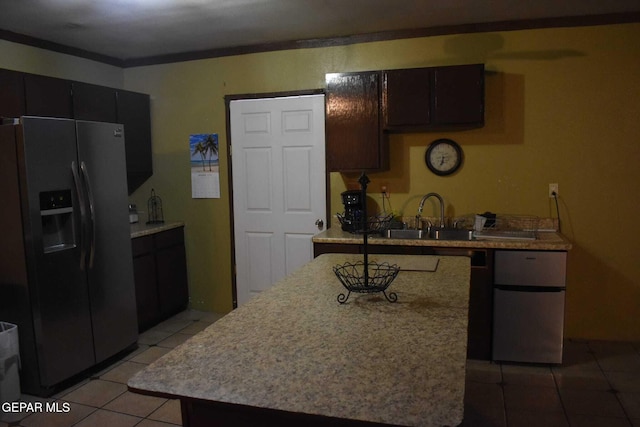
[425,139,463,176]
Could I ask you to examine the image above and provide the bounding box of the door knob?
[315,219,324,230]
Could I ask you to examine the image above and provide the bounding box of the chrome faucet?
[416,193,445,229]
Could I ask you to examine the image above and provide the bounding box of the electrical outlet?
[549,183,559,198]
[381,185,388,195]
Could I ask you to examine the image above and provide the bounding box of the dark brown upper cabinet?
[1,68,153,194]
[72,82,117,122]
[0,69,26,118]
[382,64,485,131]
[117,89,152,194]
[432,64,485,126]
[24,74,73,118]
[325,71,388,172]
[382,68,431,128]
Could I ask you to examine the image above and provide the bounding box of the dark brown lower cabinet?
[313,242,493,360]
[132,227,189,332]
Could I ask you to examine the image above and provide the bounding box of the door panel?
[19,117,94,386]
[244,148,272,210]
[285,233,314,274]
[246,232,275,300]
[492,289,565,363]
[76,121,138,362]
[231,95,326,306]
[283,147,312,211]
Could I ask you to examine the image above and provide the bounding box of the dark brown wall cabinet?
[325,64,484,172]
[383,64,485,131]
[117,90,153,194]
[132,227,189,332]
[313,242,493,360]
[325,71,388,172]
[0,68,152,194]
[0,69,26,118]
[72,81,117,122]
[24,74,73,118]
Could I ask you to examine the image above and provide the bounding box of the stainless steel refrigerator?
[492,250,567,364]
[0,116,138,396]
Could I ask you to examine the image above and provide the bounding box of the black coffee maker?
[340,189,365,232]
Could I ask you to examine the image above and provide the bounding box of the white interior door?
[230,94,326,307]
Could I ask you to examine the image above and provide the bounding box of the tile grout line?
[587,341,635,425]
[550,361,572,427]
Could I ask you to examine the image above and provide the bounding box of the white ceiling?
[1,0,639,64]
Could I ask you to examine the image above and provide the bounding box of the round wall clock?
[425,138,463,176]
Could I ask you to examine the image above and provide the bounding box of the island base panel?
[182,399,397,427]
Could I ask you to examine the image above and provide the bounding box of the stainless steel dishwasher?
[492,250,567,364]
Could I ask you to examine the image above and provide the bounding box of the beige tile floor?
[0,310,223,427]
[464,340,640,426]
[2,310,639,427]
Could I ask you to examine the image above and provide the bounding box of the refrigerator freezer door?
[495,251,566,287]
[492,288,565,363]
[19,117,95,388]
[76,121,138,363]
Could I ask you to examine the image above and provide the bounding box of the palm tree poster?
[190,133,220,198]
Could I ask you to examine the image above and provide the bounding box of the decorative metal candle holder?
[146,188,164,224]
[333,173,399,304]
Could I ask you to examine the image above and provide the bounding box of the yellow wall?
[3,23,639,341]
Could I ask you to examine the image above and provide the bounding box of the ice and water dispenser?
[39,190,76,253]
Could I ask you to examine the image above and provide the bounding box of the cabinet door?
[382,68,430,129]
[133,252,160,332]
[72,82,117,122]
[155,228,189,317]
[117,90,152,194]
[132,236,160,332]
[0,68,26,118]
[432,64,484,126]
[24,74,73,118]
[326,71,387,172]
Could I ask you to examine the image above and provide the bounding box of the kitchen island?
[313,226,571,360]
[128,253,471,427]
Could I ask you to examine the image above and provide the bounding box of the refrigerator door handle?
[80,161,96,269]
[494,284,565,292]
[71,161,88,270]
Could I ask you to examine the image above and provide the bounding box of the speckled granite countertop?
[313,226,572,250]
[130,221,184,238]
[128,253,470,427]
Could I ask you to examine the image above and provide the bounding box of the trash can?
[0,322,20,403]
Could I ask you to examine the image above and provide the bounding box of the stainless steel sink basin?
[430,228,474,241]
[385,229,426,239]
[384,228,474,241]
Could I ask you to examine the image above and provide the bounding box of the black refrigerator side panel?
[19,117,96,391]
[0,124,42,392]
[76,121,138,363]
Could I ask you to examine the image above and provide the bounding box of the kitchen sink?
[430,228,474,241]
[384,228,474,241]
[385,229,427,239]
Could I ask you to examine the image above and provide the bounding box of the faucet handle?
[420,218,433,231]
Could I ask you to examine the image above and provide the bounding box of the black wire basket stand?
[333,173,399,304]
[336,212,394,235]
